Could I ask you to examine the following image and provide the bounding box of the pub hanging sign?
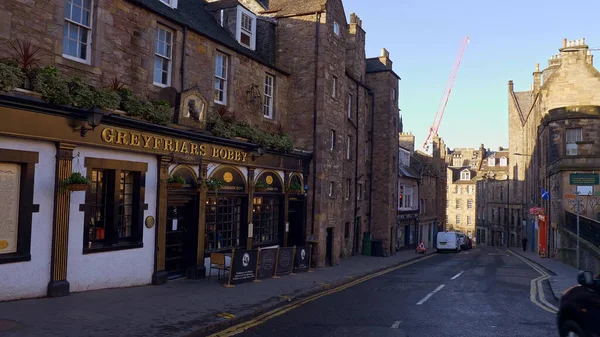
[100,127,249,163]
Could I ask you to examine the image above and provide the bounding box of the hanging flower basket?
[287,182,303,194]
[254,181,268,193]
[205,178,224,191]
[166,174,185,190]
[62,172,91,193]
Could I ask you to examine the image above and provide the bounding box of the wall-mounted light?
[303,184,309,197]
[251,146,265,161]
[80,107,104,137]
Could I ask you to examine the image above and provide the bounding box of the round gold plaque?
[266,175,273,185]
[145,216,155,229]
[0,240,8,250]
[223,172,233,183]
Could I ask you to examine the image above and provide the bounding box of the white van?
[436,231,460,253]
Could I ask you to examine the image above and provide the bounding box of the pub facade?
[0,0,310,301]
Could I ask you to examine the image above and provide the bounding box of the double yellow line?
[507,249,559,314]
[204,254,436,337]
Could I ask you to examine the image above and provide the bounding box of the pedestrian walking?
[522,237,528,252]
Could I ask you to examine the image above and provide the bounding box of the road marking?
[391,321,402,329]
[416,284,445,305]
[207,254,436,337]
[507,249,558,314]
[450,271,464,280]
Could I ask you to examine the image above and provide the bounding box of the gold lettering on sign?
[100,127,249,163]
[0,163,20,254]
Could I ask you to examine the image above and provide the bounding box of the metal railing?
[565,211,600,247]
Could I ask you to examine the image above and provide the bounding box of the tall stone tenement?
[508,38,600,272]
[264,0,401,263]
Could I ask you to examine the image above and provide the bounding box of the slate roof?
[448,167,479,184]
[399,165,420,180]
[480,150,510,172]
[261,0,326,16]
[366,58,401,79]
[127,0,277,69]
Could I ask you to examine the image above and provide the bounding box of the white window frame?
[153,26,173,87]
[499,156,508,166]
[328,182,334,197]
[214,52,228,104]
[330,130,336,151]
[263,74,274,119]
[467,199,473,209]
[332,76,337,97]
[468,185,474,194]
[456,214,461,224]
[333,21,340,36]
[403,186,413,209]
[467,215,472,225]
[159,0,178,9]
[347,93,352,119]
[488,157,495,166]
[460,169,471,181]
[346,135,351,160]
[566,128,582,156]
[455,199,461,209]
[63,0,94,64]
[236,6,257,50]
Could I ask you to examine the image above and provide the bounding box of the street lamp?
[80,107,104,137]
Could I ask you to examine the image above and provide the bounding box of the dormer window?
[499,156,508,166]
[236,6,256,50]
[460,169,470,181]
[159,0,178,9]
[488,157,495,166]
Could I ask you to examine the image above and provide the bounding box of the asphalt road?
[230,246,558,337]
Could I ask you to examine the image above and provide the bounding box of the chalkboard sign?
[258,248,277,279]
[293,246,309,273]
[276,247,294,276]
[230,249,258,285]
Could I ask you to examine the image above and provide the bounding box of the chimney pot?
[381,48,389,58]
[563,38,567,48]
[535,63,540,72]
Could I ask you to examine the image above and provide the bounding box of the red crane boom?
[422,36,470,152]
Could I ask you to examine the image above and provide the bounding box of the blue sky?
[343,0,600,150]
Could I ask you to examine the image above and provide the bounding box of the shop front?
[0,97,310,300]
[396,210,418,251]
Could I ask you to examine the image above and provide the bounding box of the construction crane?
[421,36,470,152]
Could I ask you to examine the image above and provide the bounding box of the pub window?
[214,52,228,104]
[63,0,93,63]
[0,150,38,264]
[206,196,242,251]
[252,197,279,245]
[154,25,173,87]
[85,169,144,251]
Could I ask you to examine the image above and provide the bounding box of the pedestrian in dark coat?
[522,237,528,252]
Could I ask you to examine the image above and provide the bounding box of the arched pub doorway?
[253,171,284,247]
[287,174,305,247]
[205,166,248,253]
[166,165,199,280]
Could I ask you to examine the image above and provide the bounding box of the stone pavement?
[509,248,580,299]
[0,250,431,337]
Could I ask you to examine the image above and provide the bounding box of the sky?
[343,0,600,150]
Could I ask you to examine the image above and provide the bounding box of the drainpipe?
[181,26,188,91]
[367,92,375,233]
[310,12,321,235]
[353,82,360,251]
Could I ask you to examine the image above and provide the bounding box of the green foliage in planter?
[0,62,24,93]
[208,111,294,152]
[0,58,20,68]
[118,88,144,116]
[68,77,96,109]
[33,66,71,105]
[62,172,92,186]
[143,100,172,126]
[254,181,268,190]
[166,174,185,184]
[204,178,225,191]
[94,88,121,110]
[288,181,302,192]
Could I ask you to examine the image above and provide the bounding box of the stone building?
[398,131,447,250]
[509,38,600,272]
[446,146,482,238]
[259,0,401,263]
[0,0,401,300]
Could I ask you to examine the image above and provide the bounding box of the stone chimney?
[399,132,415,154]
[378,48,393,69]
[508,80,514,93]
[349,13,362,28]
[559,38,590,65]
[533,63,541,93]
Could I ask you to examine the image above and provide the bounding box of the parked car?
[556,270,600,337]
[436,231,460,253]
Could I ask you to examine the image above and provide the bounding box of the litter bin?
[371,240,384,257]
[362,232,372,256]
